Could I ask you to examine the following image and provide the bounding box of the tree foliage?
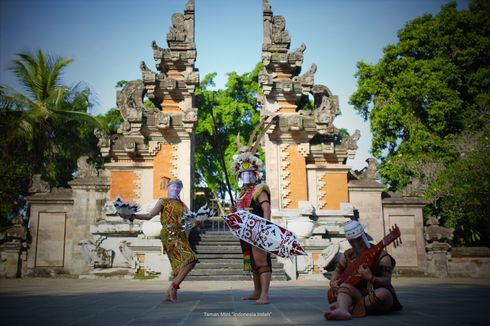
[0,49,106,224]
[195,63,263,200]
[350,0,490,245]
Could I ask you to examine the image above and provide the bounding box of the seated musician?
[325,220,402,320]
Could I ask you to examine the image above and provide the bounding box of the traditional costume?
[159,195,198,276]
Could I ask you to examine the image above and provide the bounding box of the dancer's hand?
[119,213,134,222]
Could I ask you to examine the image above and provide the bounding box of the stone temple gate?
[13,0,467,281]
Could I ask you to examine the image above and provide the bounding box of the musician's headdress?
[344,219,371,248]
[231,116,277,179]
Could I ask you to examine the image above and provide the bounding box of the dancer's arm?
[119,199,164,221]
[257,191,271,221]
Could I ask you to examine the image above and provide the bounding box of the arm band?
[259,200,270,206]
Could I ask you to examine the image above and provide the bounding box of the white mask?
[167,183,182,199]
[240,171,256,185]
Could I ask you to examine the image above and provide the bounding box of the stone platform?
[0,277,489,325]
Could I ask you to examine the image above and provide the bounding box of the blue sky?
[0,0,470,170]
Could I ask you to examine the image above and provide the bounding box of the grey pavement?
[1,277,489,326]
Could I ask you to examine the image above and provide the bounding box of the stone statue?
[271,15,290,45]
[76,156,98,179]
[94,128,110,149]
[28,174,50,194]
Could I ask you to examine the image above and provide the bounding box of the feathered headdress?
[231,115,277,178]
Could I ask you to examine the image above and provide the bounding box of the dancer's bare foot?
[255,296,269,305]
[241,293,260,300]
[324,308,352,320]
[327,303,338,311]
[164,285,178,303]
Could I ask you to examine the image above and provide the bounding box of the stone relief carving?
[183,109,198,122]
[155,112,172,129]
[79,239,114,269]
[124,141,136,154]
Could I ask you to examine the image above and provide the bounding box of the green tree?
[195,63,263,200]
[349,0,490,245]
[0,49,101,223]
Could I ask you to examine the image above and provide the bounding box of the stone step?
[186,274,251,281]
[195,262,284,269]
[196,258,244,264]
[189,237,240,243]
[186,273,288,281]
[189,268,244,275]
[196,253,244,259]
[194,246,242,253]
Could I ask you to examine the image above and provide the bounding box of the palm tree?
[1,49,99,177]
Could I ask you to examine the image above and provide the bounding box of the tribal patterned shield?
[224,210,307,258]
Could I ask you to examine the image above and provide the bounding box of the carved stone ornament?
[344,129,360,150]
[167,13,187,42]
[140,61,157,83]
[116,80,145,123]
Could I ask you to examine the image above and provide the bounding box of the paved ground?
[1,277,489,325]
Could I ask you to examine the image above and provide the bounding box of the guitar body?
[327,225,401,304]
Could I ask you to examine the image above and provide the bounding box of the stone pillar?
[26,181,74,275]
[348,159,385,242]
[382,194,427,273]
[67,157,110,275]
[0,217,28,278]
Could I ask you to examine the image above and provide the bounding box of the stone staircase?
[187,230,288,281]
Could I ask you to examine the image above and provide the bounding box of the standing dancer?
[231,118,276,305]
[117,179,197,302]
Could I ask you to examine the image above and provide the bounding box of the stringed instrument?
[327,224,401,303]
